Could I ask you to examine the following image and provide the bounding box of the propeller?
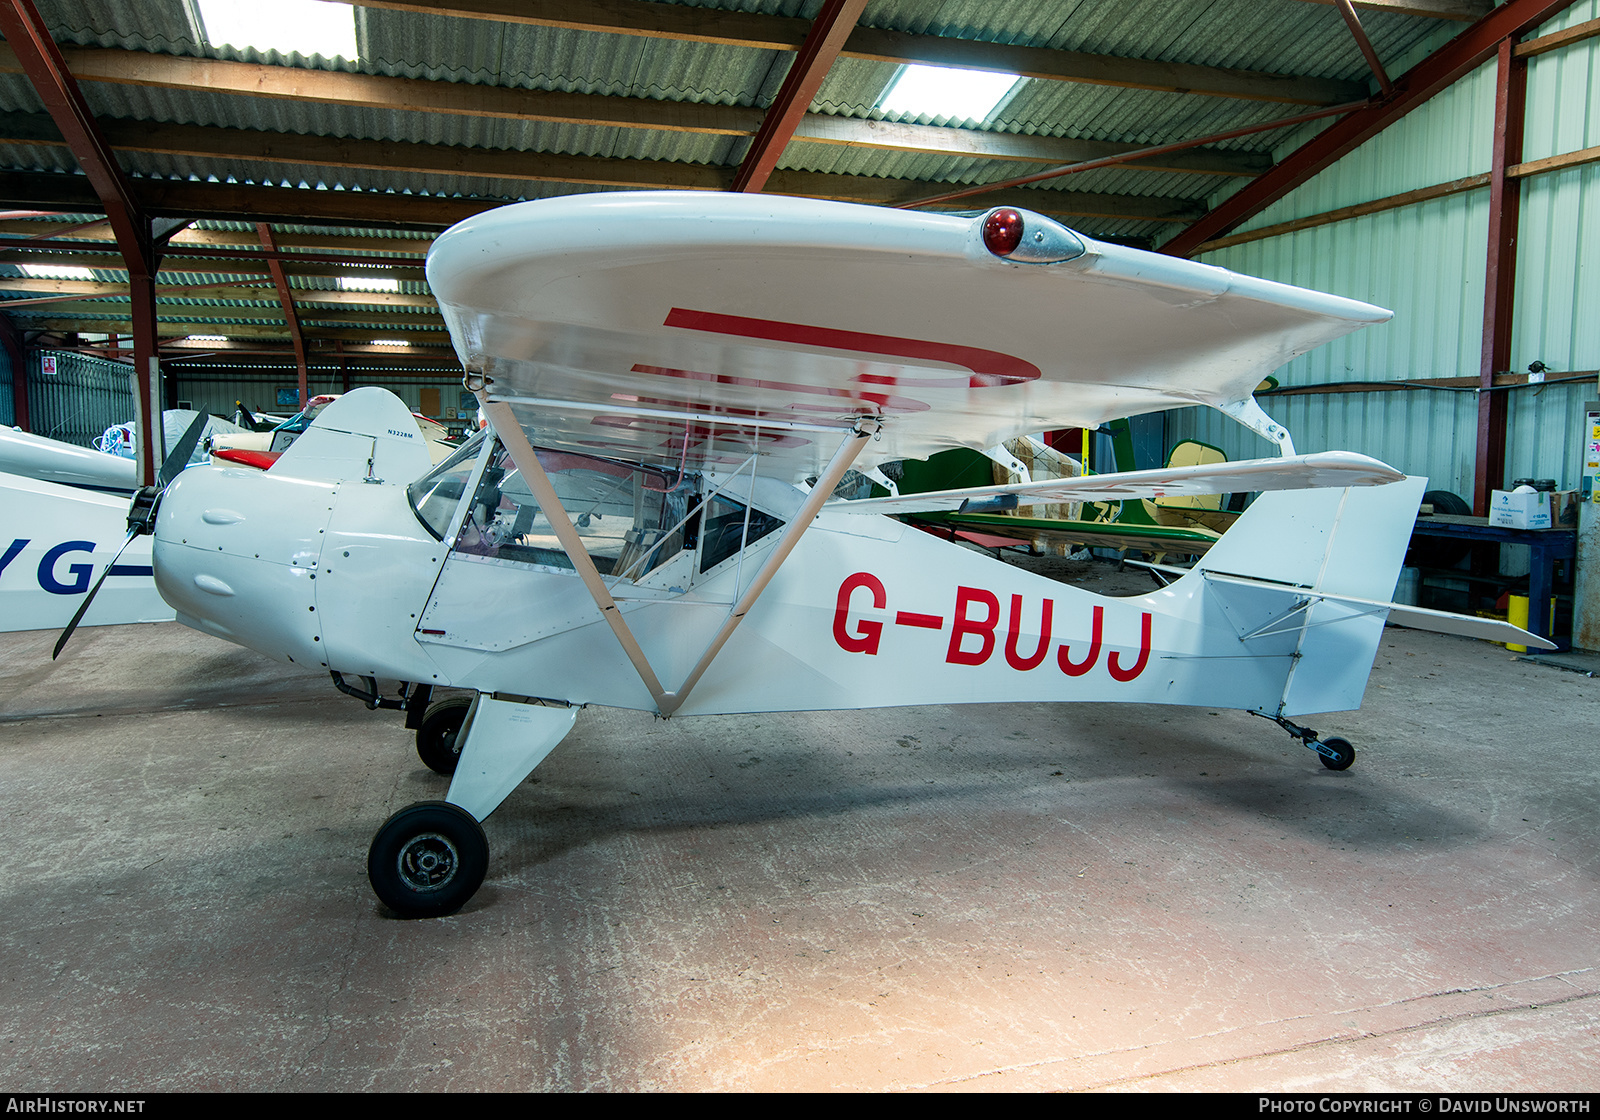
[52,410,210,660]
[235,400,263,431]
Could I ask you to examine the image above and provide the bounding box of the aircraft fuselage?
[152,450,1418,723]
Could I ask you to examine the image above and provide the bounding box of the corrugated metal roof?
[8,0,1431,232]
[1177,0,1600,499]
[2,0,1559,394]
[859,0,1440,80]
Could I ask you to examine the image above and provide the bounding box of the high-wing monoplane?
[86,193,1551,918]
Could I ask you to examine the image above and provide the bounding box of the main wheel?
[1319,736,1355,771]
[367,801,488,918]
[416,696,473,775]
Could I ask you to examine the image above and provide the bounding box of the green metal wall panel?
[1172,2,1599,497]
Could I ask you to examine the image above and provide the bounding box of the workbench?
[1409,514,1576,649]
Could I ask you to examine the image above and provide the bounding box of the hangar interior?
[1,0,1597,1093]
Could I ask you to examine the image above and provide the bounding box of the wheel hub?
[396,831,459,892]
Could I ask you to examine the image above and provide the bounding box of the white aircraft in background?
[0,410,232,632]
[1,470,170,632]
[54,193,1551,918]
[209,393,459,470]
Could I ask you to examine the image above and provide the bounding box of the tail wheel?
[416,696,473,775]
[367,801,488,918]
[1319,736,1355,771]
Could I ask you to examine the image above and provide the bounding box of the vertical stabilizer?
[1197,475,1426,715]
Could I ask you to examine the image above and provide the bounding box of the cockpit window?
[698,494,783,573]
[406,429,487,540]
[445,439,687,581]
[265,395,341,452]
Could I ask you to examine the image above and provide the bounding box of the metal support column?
[127,244,160,482]
[1473,36,1527,515]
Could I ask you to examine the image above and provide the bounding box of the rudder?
[1197,474,1425,715]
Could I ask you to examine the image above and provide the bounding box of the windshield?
[406,428,488,540]
[413,434,690,580]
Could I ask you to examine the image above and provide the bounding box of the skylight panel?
[19,263,94,280]
[369,339,407,346]
[337,275,400,293]
[877,64,1021,124]
[186,334,228,341]
[195,0,358,60]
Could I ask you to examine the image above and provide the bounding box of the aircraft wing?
[912,511,1225,554]
[0,426,136,493]
[825,451,1404,515]
[427,192,1391,482]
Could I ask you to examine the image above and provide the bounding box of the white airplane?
[10,400,440,638]
[0,425,140,493]
[0,409,246,496]
[1,411,236,634]
[209,394,459,469]
[1,469,171,631]
[63,192,1549,918]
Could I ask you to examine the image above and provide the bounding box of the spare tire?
[1412,489,1472,568]
[1425,489,1471,516]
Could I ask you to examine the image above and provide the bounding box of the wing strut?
[478,395,672,709]
[657,417,878,715]
[478,391,878,716]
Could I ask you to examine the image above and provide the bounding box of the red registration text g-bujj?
[831,572,1152,681]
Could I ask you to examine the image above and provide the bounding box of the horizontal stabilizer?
[1202,570,1557,652]
[827,451,1404,516]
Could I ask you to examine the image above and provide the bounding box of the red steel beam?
[23,216,108,241]
[0,0,140,250]
[1334,0,1395,94]
[1473,37,1527,515]
[898,100,1367,210]
[731,0,870,194]
[1160,0,1576,258]
[0,234,425,269]
[257,222,310,410]
[0,0,162,481]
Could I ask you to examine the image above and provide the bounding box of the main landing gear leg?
[1252,711,1356,771]
[368,693,577,917]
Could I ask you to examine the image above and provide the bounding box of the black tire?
[416,696,473,775]
[1413,490,1473,569]
[367,801,488,918]
[1319,736,1355,771]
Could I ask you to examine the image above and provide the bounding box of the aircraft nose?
[153,464,335,665]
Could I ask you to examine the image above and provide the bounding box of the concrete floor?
[1,615,1597,1092]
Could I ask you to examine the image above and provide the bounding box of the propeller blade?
[53,413,198,659]
[159,411,210,488]
[52,526,140,660]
